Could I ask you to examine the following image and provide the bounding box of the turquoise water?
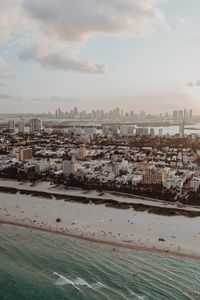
[0,225,200,300]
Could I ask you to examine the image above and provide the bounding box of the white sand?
[1,191,200,259]
[0,179,200,212]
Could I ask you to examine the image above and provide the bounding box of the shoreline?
[1,221,199,262]
[1,190,200,260]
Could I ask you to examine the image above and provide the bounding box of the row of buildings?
[1,121,200,196]
[7,118,42,134]
[5,118,187,138]
[2,144,199,192]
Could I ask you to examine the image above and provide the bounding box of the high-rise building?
[29,118,42,134]
[189,109,193,119]
[120,126,134,136]
[150,128,155,136]
[136,127,148,136]
[107,125,118,135]
[178,110,183,119]
[7,120,15,131]
[179,121,185,138]
[158,128,163,136]
[139,111,146,120]
[173,110,178,119]
[18,121,25,134]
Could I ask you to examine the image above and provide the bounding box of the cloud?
[22,0,169,42]
[0,57,13,78]
[186,79,200,88]
[19,44,108,74]
[0,0,168,44]
[0,0,28,42]
[32,96,77,103]
[0,94,11,99]
[0,1,168,76]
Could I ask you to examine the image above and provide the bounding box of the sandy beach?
[1,179,200,212]
[1,183,200,259]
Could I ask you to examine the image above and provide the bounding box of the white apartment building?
[131,174,143,186]
[120,126,134,136]
[163,175,186,190]
[112,162,121,176]
[189,177,200,192]
[35,161,50,174]
[63,158,79,176]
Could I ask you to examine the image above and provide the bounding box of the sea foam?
[53,272,104,289]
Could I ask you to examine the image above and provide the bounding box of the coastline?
[1,188,200,260]
[1,221,200,262]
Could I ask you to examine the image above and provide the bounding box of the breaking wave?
[53,272,105,289]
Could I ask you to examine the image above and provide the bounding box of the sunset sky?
[0,0,200,113]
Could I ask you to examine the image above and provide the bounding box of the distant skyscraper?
[136,128,144,136]
[135,127,148,136]
[178,110,183,119]
[179,121,185,138]
[173,110,178,119]
[189,109,193,119]
[7,120,15,131]
[140,111,145,120]
[158,128,163,136]
[184,109,187,119]
[120,126,134,136]
[150,128,155,136]
[29,118,42,134]
[18,121,25,134]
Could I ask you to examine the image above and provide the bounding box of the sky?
[0,0,200,114]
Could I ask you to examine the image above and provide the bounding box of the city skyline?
[0,106,195,121]
[0,1,200,113]
[53,106,194,120]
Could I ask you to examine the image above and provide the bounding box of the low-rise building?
[16,147,33,161]
[142,167,170,185]
[189,177,200,192]
[63,157,79,176]
[163,175,186,190]
[35,161,50,174]
[131,174,143,186]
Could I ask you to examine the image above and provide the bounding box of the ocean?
[0,225,200,300]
